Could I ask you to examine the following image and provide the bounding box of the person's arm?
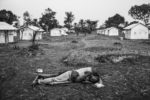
[94,78,104,88]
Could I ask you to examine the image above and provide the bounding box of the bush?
[29,44,39,51]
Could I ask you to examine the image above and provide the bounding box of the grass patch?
[141,40,150,45]
[1,34,150,100]
[43,34,83,42]
[63,50,98,67]
[86,35,120,40]
[84,47,121,52]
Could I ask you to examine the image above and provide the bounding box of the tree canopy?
[129,4,150,24]
[74,19,98,36]
[105,14,125,28]
[86,20,98,33]
[64,12,75,29]
[23,11,32,26]
[39,8,58,31]
[31,18,39,27]
[0,9,18,24]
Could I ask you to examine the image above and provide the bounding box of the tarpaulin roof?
[0,22,17,30]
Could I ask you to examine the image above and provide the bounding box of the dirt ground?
[0,34,150,100]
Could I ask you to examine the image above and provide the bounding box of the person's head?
[88,74,100,83]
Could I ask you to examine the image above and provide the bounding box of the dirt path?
[80,35,94,48]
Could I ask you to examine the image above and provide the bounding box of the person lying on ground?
[32,67,104,88]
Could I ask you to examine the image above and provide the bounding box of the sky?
[0,0,150,26]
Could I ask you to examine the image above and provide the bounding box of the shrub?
[71,40,78,43]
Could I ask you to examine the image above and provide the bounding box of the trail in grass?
[80,35,95,48]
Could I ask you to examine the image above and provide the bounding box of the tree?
[86,20,98,33]
[39,8,58,32]
[32,18,39,26]
[31,19,40,45]
[64,12,75,29]
[23,11,41,45]
[0,9,18,24]
[74,22,84,36]
[105,14,125,28]
[129,4,150,25]
[74,23,79,36]
[75,19,98,36]
[23,11,32,26]
[79,19,85,32]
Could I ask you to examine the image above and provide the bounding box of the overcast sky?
[0,0,150,26]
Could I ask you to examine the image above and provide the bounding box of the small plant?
[113,42,122,47]
[71,40,78,43]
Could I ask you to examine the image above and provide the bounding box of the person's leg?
[38,70,68,79]
[32,70,69,86]
[32,70,72,86]
[38,71,72,85]
[38,73,59,79]
[32,75,40,86]
[38,78,71,85]
[32,73,59,87]
[38,77,55,85]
